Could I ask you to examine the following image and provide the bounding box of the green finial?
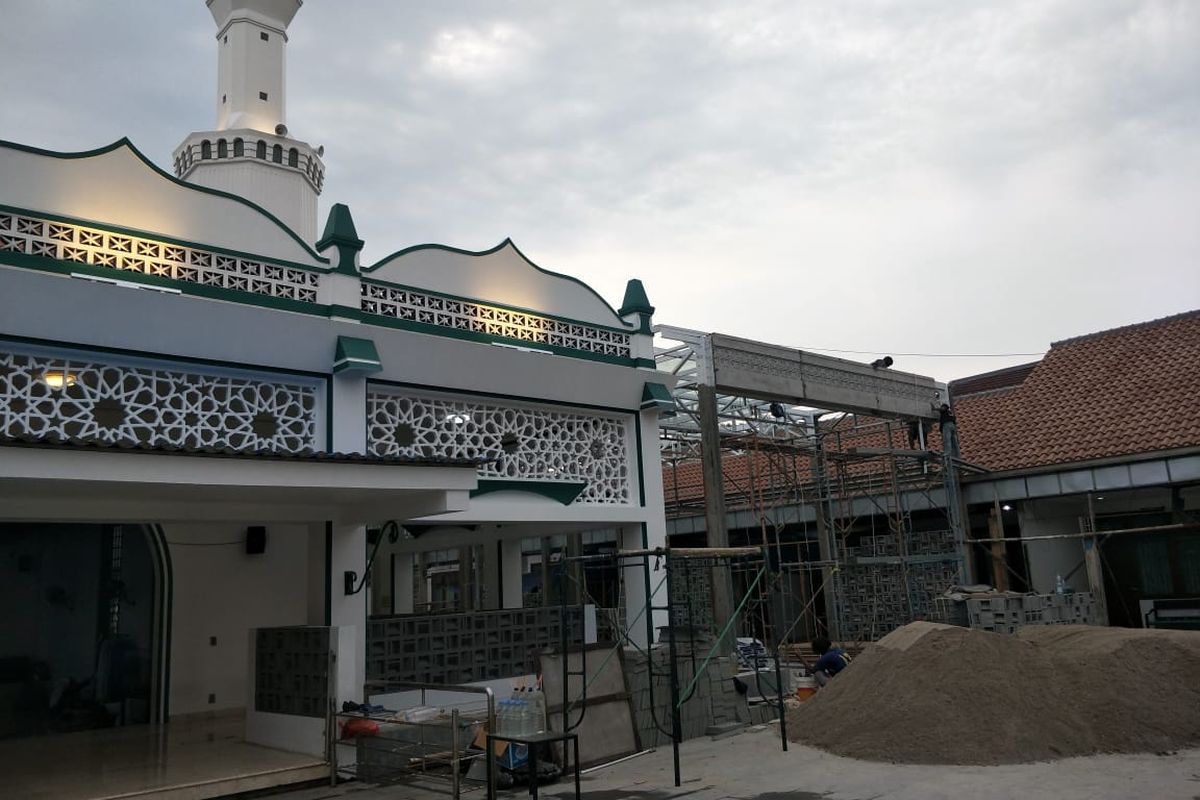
[317,203,364,274]
[620,278,655,316]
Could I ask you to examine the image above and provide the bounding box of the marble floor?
[0,711,328,800]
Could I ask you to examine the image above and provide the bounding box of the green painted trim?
[0,250,329,316]
[634,357,657,369]
[360,276,635,336]
[316,204,364,276]
[0,203,329,275]
[333,335,381,374]
[329,304,367,321]
[366,377,638,415]
[619,278,655,316]
[325,379,335,453]
[635,413,647,507]
[0,332,330,381]
[1,252,649,370]
[641,381,677,415]
[363,239,633,328]
[471,479,588,505]
[0,139,330,264]
[358,307,639,368]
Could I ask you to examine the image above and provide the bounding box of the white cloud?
[0,0,1196,382]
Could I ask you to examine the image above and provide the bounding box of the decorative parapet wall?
[361,280,633,359]
[0,346,321,453]
[0,210,320,304]
[366,387,633,504]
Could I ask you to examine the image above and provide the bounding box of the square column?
[500,538,524,609]
[328,522,367,703]
[394,552,415,614]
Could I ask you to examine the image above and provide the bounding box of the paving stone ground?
[274,723,1200,800]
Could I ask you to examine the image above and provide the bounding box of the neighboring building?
[0,2,671,796]
[952,310,1200,626]
[661,311,1200,636]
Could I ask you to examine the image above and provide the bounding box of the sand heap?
[787,621,1200,765]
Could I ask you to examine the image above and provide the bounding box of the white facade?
[0,0,672,770]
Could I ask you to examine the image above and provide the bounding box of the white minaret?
[173,0,325,242]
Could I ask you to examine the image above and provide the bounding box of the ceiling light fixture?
[39,370,77,389]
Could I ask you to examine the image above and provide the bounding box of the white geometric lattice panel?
[0,349,319,453]
[367,389,631,504]
[361,281,632,359]
[0,211,320,304]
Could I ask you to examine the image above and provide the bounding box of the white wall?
[167,522,309,716]
[1018,503,1088,594]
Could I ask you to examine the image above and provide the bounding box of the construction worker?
[810,636,851,687]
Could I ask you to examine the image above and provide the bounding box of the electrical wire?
[799,346,1044,358]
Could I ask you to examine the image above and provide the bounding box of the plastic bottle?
[515,697,531,736]
[1055,574,1066,595]
[529,685,545,734]
[496,699,512,735]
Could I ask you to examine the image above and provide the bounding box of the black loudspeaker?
[245,526,267,555]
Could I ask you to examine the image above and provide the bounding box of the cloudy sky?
[2,1,1197,381]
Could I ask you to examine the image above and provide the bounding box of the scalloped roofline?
[0,137,329,264]
[364,237,630,325]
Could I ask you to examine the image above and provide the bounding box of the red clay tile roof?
[952,309,1200,472]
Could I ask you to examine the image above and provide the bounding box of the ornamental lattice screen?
[366,388,632,504]
[0,211,320,303]
[0,348,320,453]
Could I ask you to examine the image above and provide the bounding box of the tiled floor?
[0,712,327,800]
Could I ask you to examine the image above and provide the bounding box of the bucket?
[794,676,817,702]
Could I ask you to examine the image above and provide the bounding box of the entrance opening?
[0,524,160,740]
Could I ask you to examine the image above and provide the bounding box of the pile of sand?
[787,622,1200,765]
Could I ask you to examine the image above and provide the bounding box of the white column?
[305,521,327,625]
[330,374,367,454]
[636,407,671,642]
[328,522,367,703]
[621,523,653,647]
[500,538,524,609]
[395,552,415,614]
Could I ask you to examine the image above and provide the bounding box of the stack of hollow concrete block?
[966,592,1099,634]
[623,646,747,747]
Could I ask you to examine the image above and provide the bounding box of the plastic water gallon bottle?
[1055,574,1067,595]
[496,699,512,734]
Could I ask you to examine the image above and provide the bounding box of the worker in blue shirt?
[810,636,851,687]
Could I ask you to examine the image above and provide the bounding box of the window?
[287,148,298,167]
[200,140,211,160]
[233,138,244,157]
[256,140,266,159]
[259,91,268,101]
[217,139,227,158]
[272,144,282,163]
[260,31,269,41]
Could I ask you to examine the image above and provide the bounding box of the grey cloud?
[1,0,1196,382]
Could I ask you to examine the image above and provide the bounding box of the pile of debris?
[788,622,1200,764]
